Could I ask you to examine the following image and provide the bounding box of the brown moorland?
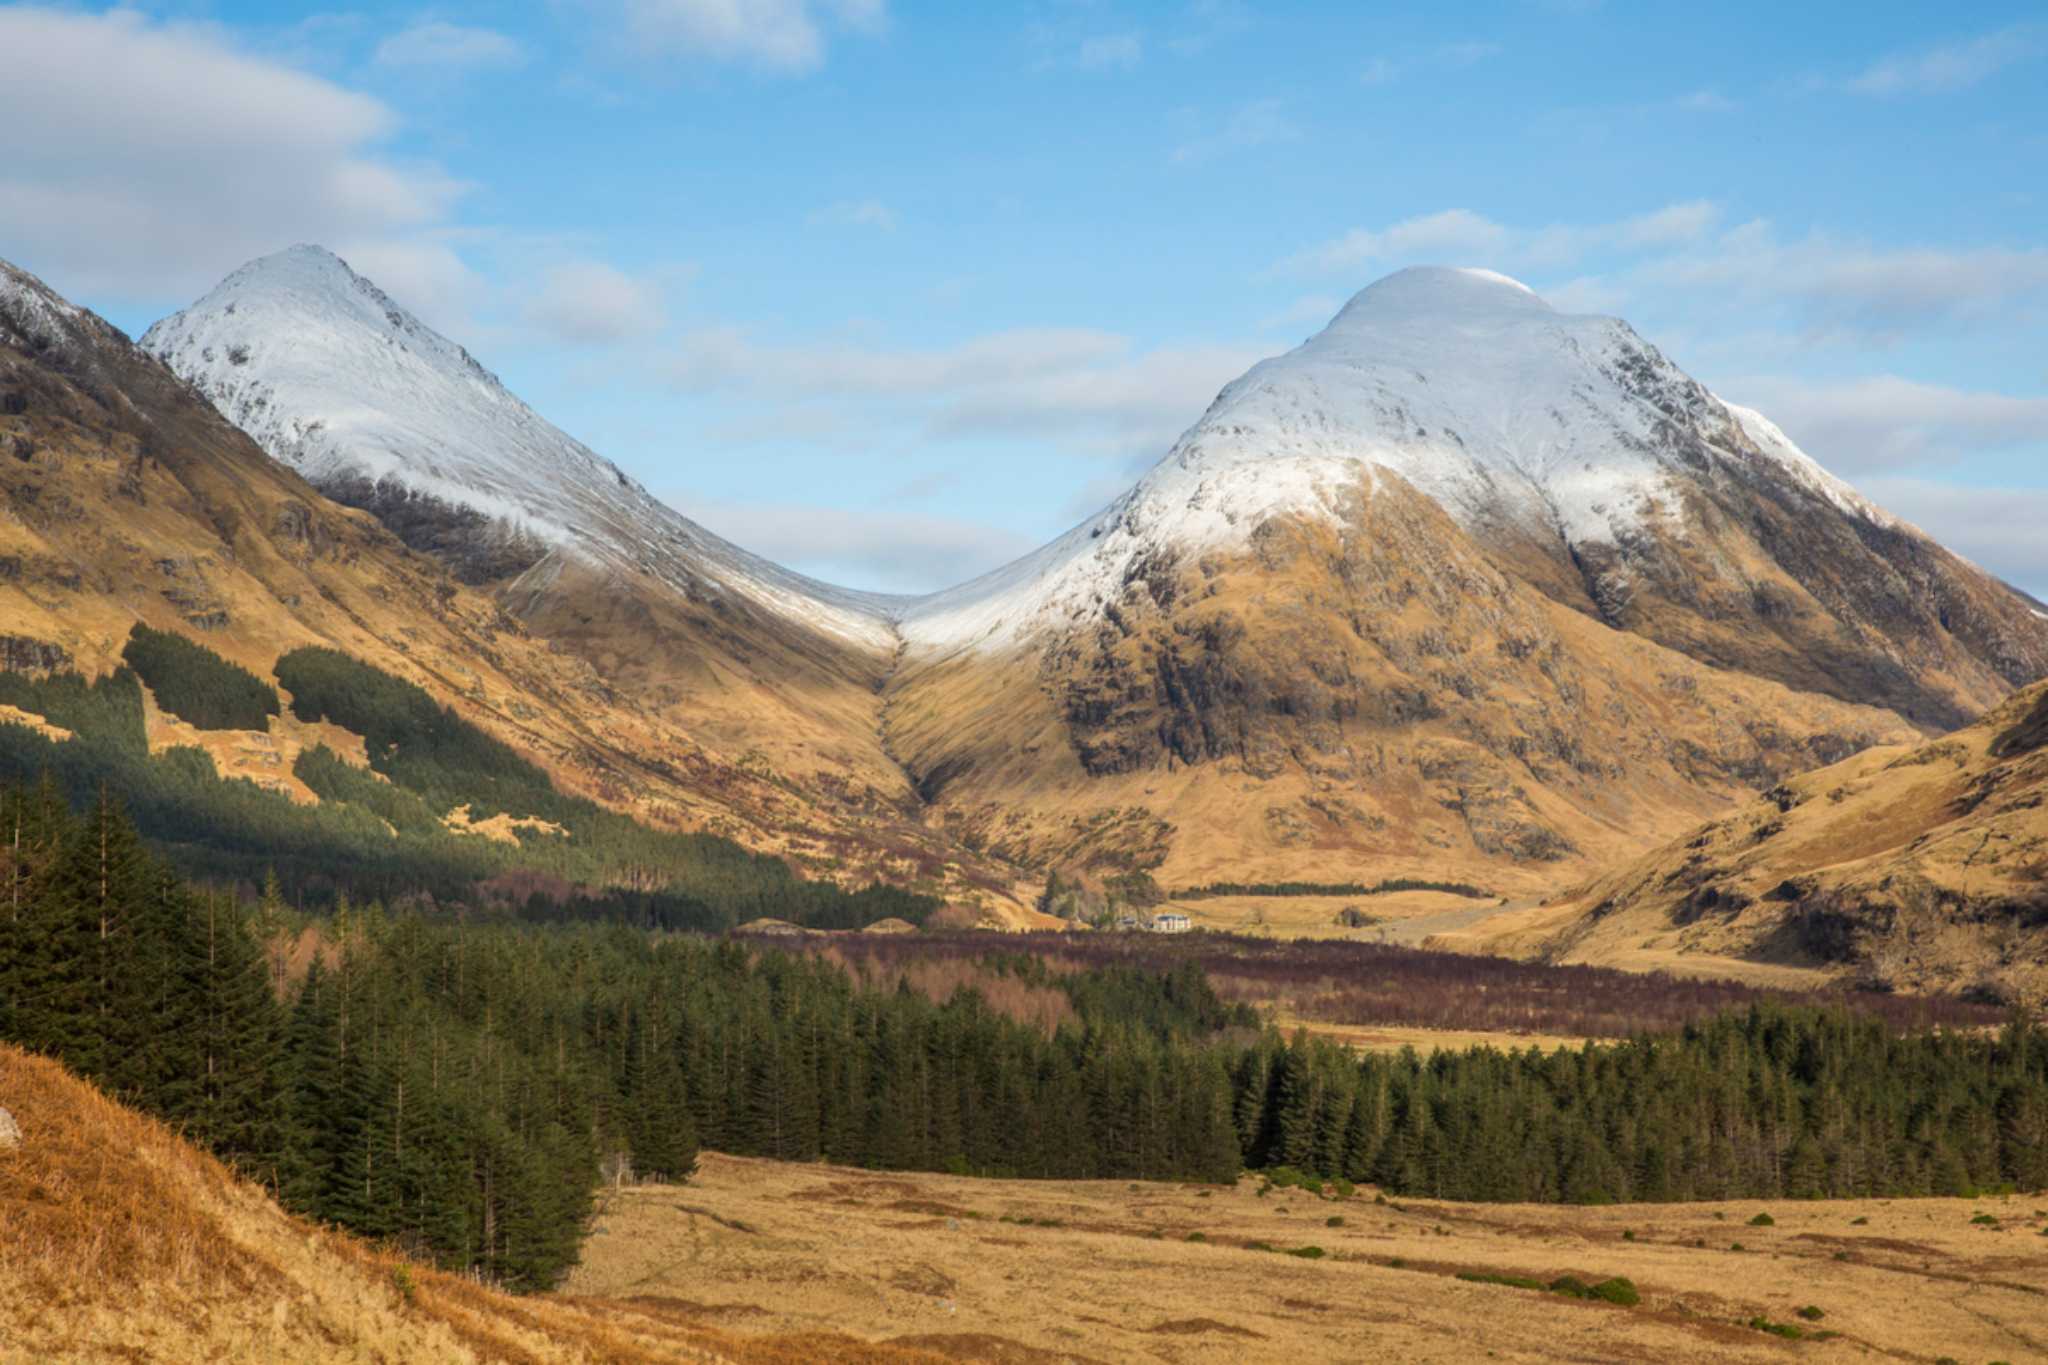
[7,1022,2048,1363]
[570,1151,2048,1364]
[0,256,1027,914]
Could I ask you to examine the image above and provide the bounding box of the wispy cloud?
[664,323,1264,459]
[1281,209,1512,274]
[1720,376,2048,473]
[1638,222,2048,333]
[604,0,888,74]
[1279,203,1726,279]
[1847,23,2045,95]
[1278,205,2048,344]
[523,260,668,344]
[673,497,1035,592]
[373,20,526,71]
[0,7,463,302]
[1170,98,1299,165]
[1673,88,1736,112]
[1258,293,1342,332]
[1076,32,1143,71]
[809,198,897,231]
[1360,39,1503,85]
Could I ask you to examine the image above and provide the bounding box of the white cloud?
[524,261,667,344]
[0,7,462,301]
[665,324,1263,460]
[1674,88,1736,112]
[1540,275,1628,314]
[1721,376,2048,474]
[1847,24,2045,96]
[613,0,887,72]
[673,497,1035,592]
[669,326,1128,395]
[1278,206,2048,343]
[808,198,898,231]
[1280,209,1511,274]
[1076,32,1143,70]
[1170,98,1299,165]
[331,239,486,336]
[1639,223,2048,332]
[373,20,526,70]
[1287,202,1722,276]
[1613,200,1721,247]
[1360,40,1503,85]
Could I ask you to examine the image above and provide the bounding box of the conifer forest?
[3,779,2045,1291]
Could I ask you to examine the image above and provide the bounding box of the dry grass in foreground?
[0,1044,942,1364]
[570,1153,2048,1364]
[9,1040,2048,1363]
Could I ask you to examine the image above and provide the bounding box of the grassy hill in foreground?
[0,1043,943,1364]
[10,1042,2045,1364]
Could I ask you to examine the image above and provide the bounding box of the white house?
[1150,912,1192,934]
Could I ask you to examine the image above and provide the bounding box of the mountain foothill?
[2,245,2044,996]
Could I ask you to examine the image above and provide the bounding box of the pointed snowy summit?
[143,246,902,649]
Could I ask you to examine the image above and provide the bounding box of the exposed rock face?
[886,475,1918,893]
[0,1106,19,1150]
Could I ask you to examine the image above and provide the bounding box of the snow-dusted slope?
[142,246,902,650]
[142,254,1951,669]
[898,265,1886,652]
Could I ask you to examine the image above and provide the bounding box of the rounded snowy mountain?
[902,265,1878,651]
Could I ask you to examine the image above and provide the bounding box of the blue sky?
[4,1,2045,594]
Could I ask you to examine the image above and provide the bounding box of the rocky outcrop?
[1517,677,2048,1001]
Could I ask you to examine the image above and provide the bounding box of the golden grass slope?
[570,1152,2048,1364]
[0,258,1025,910]
[889,474,1919,899]
[1452,678,2048,999]
[7,1044,2047,1362]
[0,1044,946,1363]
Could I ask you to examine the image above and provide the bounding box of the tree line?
[3,782,2044,1296]
[0,639,936,929]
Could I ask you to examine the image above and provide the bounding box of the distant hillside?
[0,625,935,929]
[0,252,1020,915]
[1455,677,2048,1001]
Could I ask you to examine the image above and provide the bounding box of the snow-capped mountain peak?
[143,246,901,649]
[145,251,1918,668]
[898,264,1888,653]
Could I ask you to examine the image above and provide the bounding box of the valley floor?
[566,1153,2048,1364]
